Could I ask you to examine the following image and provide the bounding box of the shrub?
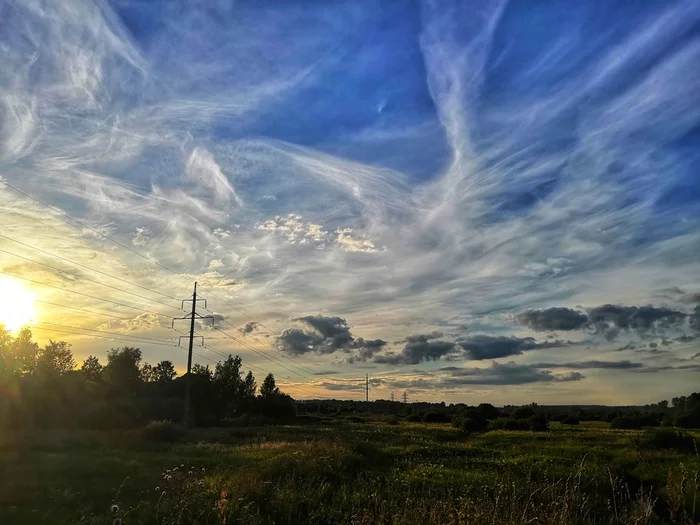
[406,414,422,422]
[422,411,452,423]
[675,411,700,429]
[561,415,580,425]
[345,415,366,423]
[387,418,399,425]
[487,417,530,431]
[610,414,661,430]
[476,403,500,421]
[514,406,536,419]
[458,417,487,433]
[642,428,697,452]
[141,420,185,442]
[529,415,549,432]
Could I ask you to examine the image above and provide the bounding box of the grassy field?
[1,418,699,524]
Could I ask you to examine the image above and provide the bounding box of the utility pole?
[391,392,395,402]
[365,373,369,403]
[402,391,408,403]
[173,282,213,426]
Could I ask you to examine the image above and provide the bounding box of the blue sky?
[0,0,699,404]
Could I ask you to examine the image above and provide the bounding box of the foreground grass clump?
[1,420,699,524]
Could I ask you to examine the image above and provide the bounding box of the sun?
[0,278,37,332]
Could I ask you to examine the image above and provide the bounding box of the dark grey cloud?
[679,292,700,304]
[403,331,444,343]
[516,308,588,331]
[457,335,566,360]
[277,315,386,357]
[588,304,686,335]
[438,362,584,386]
[633,363,700,374]
[517,303,692,341]
[677,335,697,343]
[295,315,354,348]
[691,305,700,332]
[530,360,643,370]
[277,328,325,355]
[242,321,260,334]
[332,362,586,391]
[374,340,457,365]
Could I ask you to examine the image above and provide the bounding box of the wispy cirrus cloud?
[1,0,699,403]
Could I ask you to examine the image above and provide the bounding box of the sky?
[0,0,699,405]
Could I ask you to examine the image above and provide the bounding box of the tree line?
[0,326,295,430]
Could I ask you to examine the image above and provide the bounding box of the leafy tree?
[81,355,103,381]
[0,326,40,377]
[192,363,212,380]
[213,355,244,416]
[153,360,177,384]
[242,370,256,398]
[260,373,280,398]
[140,363,155,383]
[105,347,143,392]
[35,340,75,375]
[673,396,687,410]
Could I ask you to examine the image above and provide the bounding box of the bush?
[610,414,661,430]
[561,415,580,425]
[387,418,399,425]
[675,411,700,429]
[141,420,185,442]
[345,415,366,423]
[406,414,422,422]
[422,411,452,423]
[487,417,530,431]
[457,417,487,433]
[477,403,500,421]
[642,428,697,452]
[529,415,549,432]
[514,406,536,419]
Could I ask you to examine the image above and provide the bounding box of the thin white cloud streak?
[0,0,698,402]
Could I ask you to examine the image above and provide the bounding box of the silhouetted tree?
[105,347,143,393]
[153,360,177,384]
[242,370,256,398]
[260,373,280,398]
[81,355,103,382]
[35,340,74,375]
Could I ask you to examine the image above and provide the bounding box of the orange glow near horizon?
[0,278,37,332]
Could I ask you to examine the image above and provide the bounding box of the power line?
[0,247,181,311]
[202,302,320,377]
[210,325,314,381]
[0,180,180,276]
[35,299,134,321]
[211,315,319,377]
[32,326,177,347]
[195,343,321,398]
[0,270,175,321]
[0,181,333,392]
[0,233,181,301]
[37,321,177,345]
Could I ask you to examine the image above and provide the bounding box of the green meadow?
[2,418,698,525]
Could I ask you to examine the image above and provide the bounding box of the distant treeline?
[298,395,700,431]
[0,326,295,429]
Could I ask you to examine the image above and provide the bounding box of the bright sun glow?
[0,278,37,332]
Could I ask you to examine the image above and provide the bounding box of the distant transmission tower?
[365,373,369,402]
[173,282,213,426]
[402,391,408,403]
[391,392,395,402]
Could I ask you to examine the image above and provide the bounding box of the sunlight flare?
[0,278,37,332]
